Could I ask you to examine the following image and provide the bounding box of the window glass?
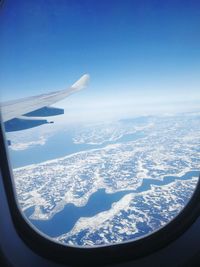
[0,0,200,247]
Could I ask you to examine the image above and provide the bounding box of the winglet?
[71,74,90,92]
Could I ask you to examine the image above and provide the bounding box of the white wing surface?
[0,74,89,132]
[1,74,89,122]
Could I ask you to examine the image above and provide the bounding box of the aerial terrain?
[8,112,200,246]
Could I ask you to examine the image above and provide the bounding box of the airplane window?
[0,0,200,249]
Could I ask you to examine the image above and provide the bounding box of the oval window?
[1,0,200,248]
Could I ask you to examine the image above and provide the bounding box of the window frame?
[1,118,200,267]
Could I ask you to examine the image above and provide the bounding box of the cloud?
[10,136,47,151]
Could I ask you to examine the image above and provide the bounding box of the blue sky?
[1,0,200,121]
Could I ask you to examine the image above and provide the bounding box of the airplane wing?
[0,74,89,132]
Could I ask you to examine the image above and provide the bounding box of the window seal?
[1,118,200,267]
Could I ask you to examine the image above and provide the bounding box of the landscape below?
[10,112,200,246]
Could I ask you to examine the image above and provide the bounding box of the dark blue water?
[9,130,144,168]
[25,170,199,237]
[9,130,92,168]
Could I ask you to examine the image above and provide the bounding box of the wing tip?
[71,73,90,91]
